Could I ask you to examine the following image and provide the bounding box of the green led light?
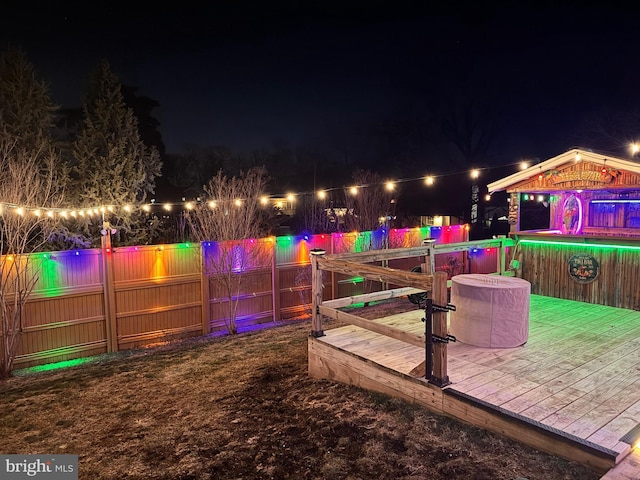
[20,357,93,373]
[520,239,640,250]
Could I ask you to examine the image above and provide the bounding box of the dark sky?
[2,1,640,162]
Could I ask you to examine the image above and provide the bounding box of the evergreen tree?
[71,60,162,246]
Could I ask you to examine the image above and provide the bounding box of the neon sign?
[561,194,582,234]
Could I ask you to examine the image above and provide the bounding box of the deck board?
[311,293,640,475]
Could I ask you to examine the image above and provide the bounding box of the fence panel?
[111,243,203,349]
[3,225,471,371]
[9,249,107,369]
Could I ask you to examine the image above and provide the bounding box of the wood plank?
[322,287,426,308]
[319,305,425,349]
[317,257,434,291]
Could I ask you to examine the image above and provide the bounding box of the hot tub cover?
[449,274,531,348]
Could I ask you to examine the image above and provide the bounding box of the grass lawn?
[0,311,600,479]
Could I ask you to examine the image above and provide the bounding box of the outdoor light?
[349,186,358,196]
[317,190,327,199]
[424,176,434,185]
[260,196,268,205]
[208,201,216,209]
[234,199,242,207]
[385,181,394,191]
[520,161,529,170]
[286,193,295,202]
[163,203,172,211]
[471,169,479,179]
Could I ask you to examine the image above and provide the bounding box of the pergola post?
[310,248,326,337]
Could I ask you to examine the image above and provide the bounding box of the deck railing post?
[431,271,450,386]
[310,248,326,337]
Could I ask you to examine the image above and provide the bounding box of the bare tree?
[571,108,640,154]
[186,166,271,334]
[343,169,396,233]
[0,47,64,377]
[0,153,63,377]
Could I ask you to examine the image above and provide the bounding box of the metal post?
[425,297,434,382]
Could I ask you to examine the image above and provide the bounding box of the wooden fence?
[2,225,503,370]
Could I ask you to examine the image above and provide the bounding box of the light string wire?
[0,159,568,218]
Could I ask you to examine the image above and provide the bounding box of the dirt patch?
[0,300,600,479]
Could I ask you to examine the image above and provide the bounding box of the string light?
[3,152,629,219]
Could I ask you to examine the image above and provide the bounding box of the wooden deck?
[308,294,640,476]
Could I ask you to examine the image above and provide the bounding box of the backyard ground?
[0,299,600,480]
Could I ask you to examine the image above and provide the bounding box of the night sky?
[2,2,640,178]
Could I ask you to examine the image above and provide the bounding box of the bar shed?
[487,148,640,309]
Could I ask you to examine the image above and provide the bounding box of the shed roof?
[487,148,640,193]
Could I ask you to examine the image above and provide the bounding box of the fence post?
[271,237,280,322]
[200,242,211,335]
[431,271,449,386]
[101,227,118,352]
[310,248,326,337]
